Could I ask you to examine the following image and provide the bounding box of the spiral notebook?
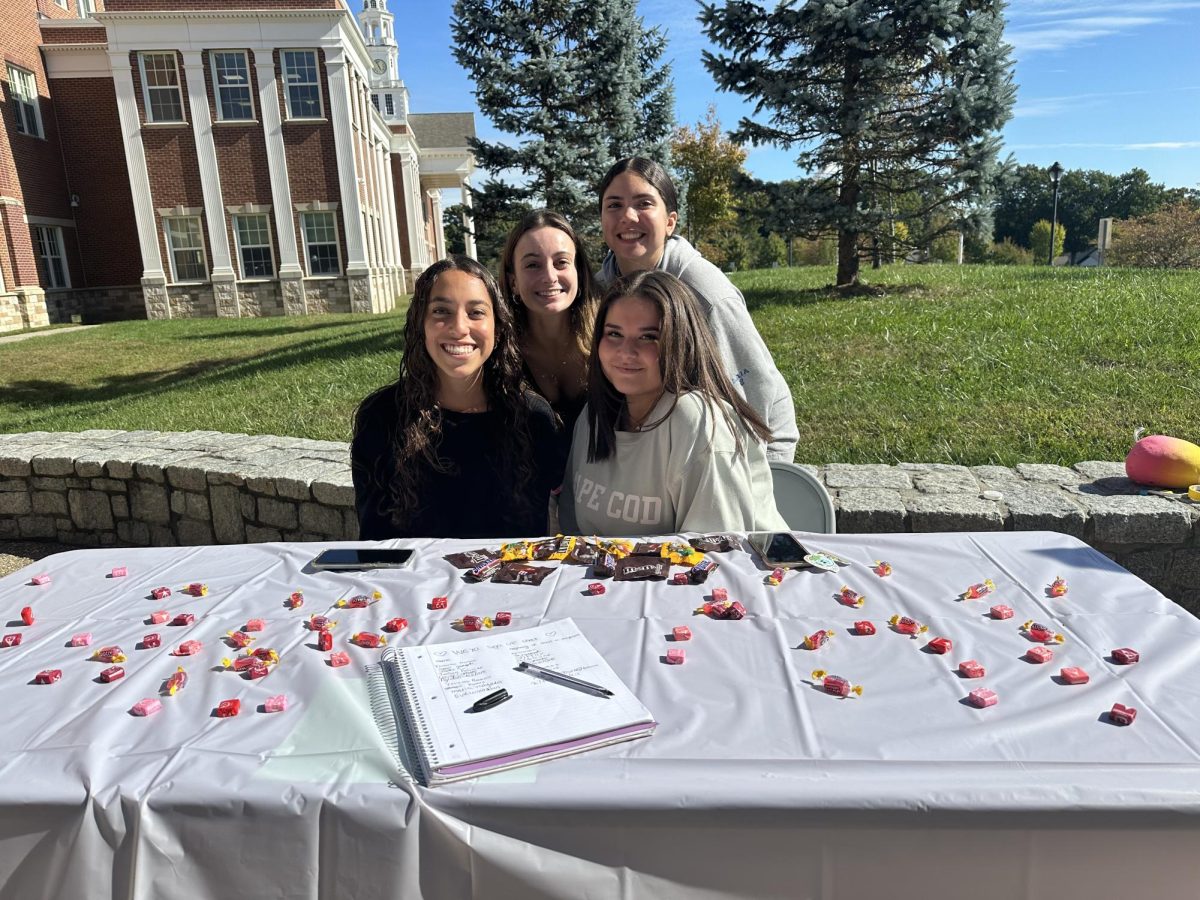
[377,618,656,786]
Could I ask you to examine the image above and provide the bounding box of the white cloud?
[1005,1,1200,54]
[1009,141,1200,151]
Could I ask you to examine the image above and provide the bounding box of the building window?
[211,51,254,121]
[7,65,42,138]
[282,50,323,119]
[370,94,379,112]
[164,217,208,282]
[234,214,275,279]
[32,226,68,289]
[78,0,96,17]
[138,52,185,123]
[384,94,394,116]
[301,211,340,276]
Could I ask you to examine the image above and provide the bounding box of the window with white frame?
[282,50,322,119]
[384,93,394,116]
[78,0,96,17]
[370,93,379,112]
[164,216,208,282]
[233,214,275,279]
[139,52,185,123]
[211,51,254,121]
[301,211,340,276]
[32,226,68,289]
[7,65,42,138]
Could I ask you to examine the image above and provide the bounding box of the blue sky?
[374,0,1200,191]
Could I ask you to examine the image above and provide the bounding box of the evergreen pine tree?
[701,0,1016,287]
[452,0,674,252]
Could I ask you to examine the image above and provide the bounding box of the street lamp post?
[1048,160,1064,266]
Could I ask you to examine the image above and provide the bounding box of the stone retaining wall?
[1,431,1197,611]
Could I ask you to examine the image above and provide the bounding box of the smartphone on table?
[747,532,811,568]
[311,548,416,571]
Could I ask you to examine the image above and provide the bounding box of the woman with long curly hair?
[559,269,786,537]
[499,209,600,432]
[351,256,562,539]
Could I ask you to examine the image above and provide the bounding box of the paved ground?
[0,324,94,344]
[0,541,72,578]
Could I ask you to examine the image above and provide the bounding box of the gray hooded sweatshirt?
[599,235,799,462]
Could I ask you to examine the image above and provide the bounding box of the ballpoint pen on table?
[470,688,511,712]
[516,661,613,698]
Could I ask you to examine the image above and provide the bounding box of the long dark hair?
[499,209,600,357]
[353,255,534,528]
[586,270,772,462]
[597,156,679,214]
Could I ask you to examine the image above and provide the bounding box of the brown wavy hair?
[353,256,534,529]
[499,209,600,358]
[586,269,772,462]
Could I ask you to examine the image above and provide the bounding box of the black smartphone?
[311,548,416,571]
[747,532,811,568]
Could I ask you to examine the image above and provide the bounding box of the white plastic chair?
[769,461,837,534]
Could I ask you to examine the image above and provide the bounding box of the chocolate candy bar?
[492,563,554,586]
[613,556,670,581]
[443,549,497,569]
[691,534,737,553]
[687,559,719,584]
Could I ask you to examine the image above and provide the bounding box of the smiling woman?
[351,256,564,540]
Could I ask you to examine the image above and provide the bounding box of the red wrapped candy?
[430,596,448,610]
[149,610,170,625]
[587,583,606,595]
[226,630,254,649]
[766,568,785,586]
[665,648,685,665]
[672,625,692,642]
[164,667,188,695]
[804,629,834,650]
[100,665,125,683]
[288,591,304,609]
[383,617,409,633]
[216,699,241,718]
[1112,648,1139,665]
[20,607,34,626]
[245,619,265,632]
[927,636,953,655]
[142,633,161,649]
[35,669,62,684]
[1,634,21,648]
[836,586,864,608]
[329,651,350,668]
[308,615,335,631]
[1060,666,1089,684]
[351,632,387,648]
[175,640,203,656]
[317,630,333,651]
[151,587,171,600]
[968,688,998,708]
[171,613,195,626]
[854,620,876,636]
[990,604,1014,620]
[812,670,862,698]
[1025,646,1054,664]
[494,611,512,626]
[711,587,728,603]
[959,660,985,678]
[1022,620,1064,644]
[889,615,927,637]
[1110,703,1137,726]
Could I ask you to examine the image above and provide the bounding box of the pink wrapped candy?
[329,652,350,668]
[264,694,288,713]
[151,587,171,600]
[990,604,1014,620]
[959,660,986,678]
[711,587,728,603]
[131,698,162,716]
[672,625,692,642]
[175,640,203,656]
[30,573,51,586]
[149,610,170,625]
[245,619,266,633]
[666,648,686,665]
[968,688,998,708]
[587,583,606,596]
[110,566,128,578]
[34,669,62,684]
[1060,666,1089,684]
[142,633,161,649]
[1026,646,1054,664]
[70,632,93,647]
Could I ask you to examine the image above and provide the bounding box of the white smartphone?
[747,532,811,568]
[311,548,416,571]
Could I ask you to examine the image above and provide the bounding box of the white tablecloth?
[2,532,1199,900]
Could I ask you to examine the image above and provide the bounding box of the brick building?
[0,0,475,332]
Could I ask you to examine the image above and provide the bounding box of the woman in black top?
[352,256,563,540]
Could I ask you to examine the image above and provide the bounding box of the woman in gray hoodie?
[597,156,798,462]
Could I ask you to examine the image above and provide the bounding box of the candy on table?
[175,640,203,656]
[151,587,171,600]
[337,594,377,609]
[351,632,387,648]
[672,625,692,642]
[812,670,863,698]
[494,611,512,627]
[457,615,493,632]
[665,648,686,665]
[264,694,288,713]
[288,591,304,609]
[1060,666,1090,684]
[1,634,21,648]
[1110,703,1137,726]
[836,585,864,608]
[216,699,241,718]
[711,587,729,603]
[927,636,954,655]
[30,573,51,585]
[251,647,279,665]
[383,617,409,633]
[20,606,34,626]
[93,645,126,664]
[246,661,270,679]
[317,630,333,651]
[766,568,786,586]
[34,669,62,684]
[671,573,689,586]
[968,688,998,708]
[110,566,128,578]
[1025,646,1054,664]
[171,613,195,627]
[130,698,162,717]
[244,619,266,632]
[430,596,449,610]
[962,579,996,600]
[329,651,351,668]
[149,610,170,625]
[803,629,835,651]
[872,561,893,578]
[222,655,259,672]
[1021,621,1065,644]
[989,604,1014,620]
[164,667,188,695]
[1048,576,1069,597]
[308,615,336,631]
[725,601,747,620]
[1112,647,1140,665]
[70,632,92,647]
[687,559,719,584]
[854,620,876,636]
[100,665,125,683]
[226,630,255,648]
[468,558,503,581]
[587,583,607,595]
[183,583,208,597]
[959,660,986,678]
[888,615,928,637]
[142,633,161,649]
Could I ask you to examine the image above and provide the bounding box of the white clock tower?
[358,0,409,122]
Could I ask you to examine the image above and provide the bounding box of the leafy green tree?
[1109,201,1200,269]
[442,203,467,256]
[701,0,1015,288]
[452,0,674,246]
[671,105,747,245]
[1029,219,1066,263]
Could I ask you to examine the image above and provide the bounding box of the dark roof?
[407,112,475,149]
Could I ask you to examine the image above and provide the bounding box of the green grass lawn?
[2,264,1197,466]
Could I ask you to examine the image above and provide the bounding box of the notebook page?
[400,618,654,770]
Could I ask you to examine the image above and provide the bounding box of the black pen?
[516,661,613,698]
[470,688,511,712]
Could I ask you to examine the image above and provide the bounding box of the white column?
[109,53,166,284]
[181,50,235,280]
[460,176,477,260]
[381,146,405,295]
[322,49,369,273]
[430,189,444,261]
[254,56,302,278]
